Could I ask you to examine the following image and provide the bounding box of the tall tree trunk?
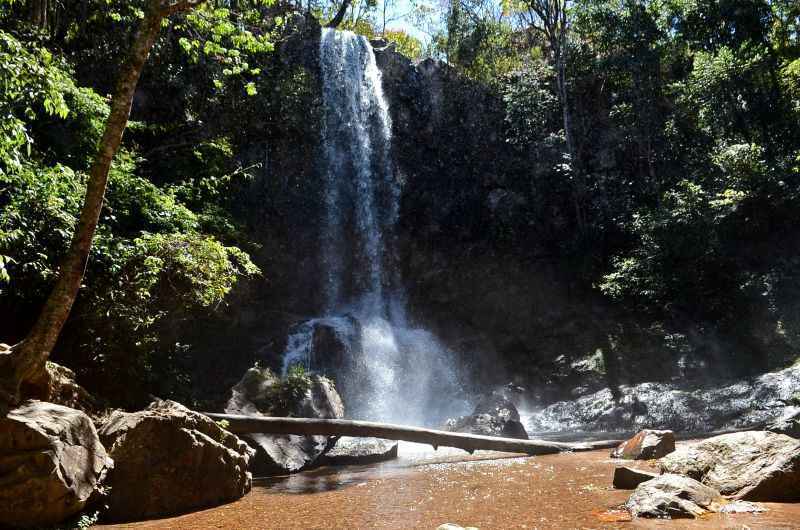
[0,1,180,414]
[552,33,585,237]
[28,0,48,30]
[328,0,352,28]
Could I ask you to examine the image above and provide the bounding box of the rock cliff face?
[224,19,628,401]
[184,18,797,417]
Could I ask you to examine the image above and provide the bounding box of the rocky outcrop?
[225,366,344,475]
[22,361,97,413]
[626,474,723,518]
[0,401,112,528]
[317,437,399,465]
[610,430,675,460]
[767,408,800,438]
[659,431,800,501]
[98,400,254,522]
[613,466,659,489]
[446,385,528,439]
[528,365,800,433]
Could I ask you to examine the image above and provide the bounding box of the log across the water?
[203,413,622,456]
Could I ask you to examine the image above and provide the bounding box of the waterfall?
[319,28,398,316]
[279,29,467,426]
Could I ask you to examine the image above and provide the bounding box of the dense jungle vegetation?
[1,0,798,408]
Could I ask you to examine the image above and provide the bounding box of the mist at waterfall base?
[280,28,470,428]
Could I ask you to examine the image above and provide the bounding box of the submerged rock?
[659,431,800,501]
[446,385,528,439]
[225,366,344,475]
[718,501,768,513]
[612,466,659,489]
[626,474,723,518]
[0,401,112,528]
[98,400,253,521]
[317,437,398,465]
[610,430,675,460]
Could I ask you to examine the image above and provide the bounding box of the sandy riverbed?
[97,442,800,529]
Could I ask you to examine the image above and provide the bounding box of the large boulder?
[225,366,344,475]
[610,429,675,460]
[0,401,112,528]
[659,431,800,501]
[626,474,723,518]
[98,400,254,522]
[445,384,528,439]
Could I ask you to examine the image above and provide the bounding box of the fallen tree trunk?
[203,413,622,456]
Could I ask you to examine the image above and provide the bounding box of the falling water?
[319,28,398,315]
[280,29,467,426]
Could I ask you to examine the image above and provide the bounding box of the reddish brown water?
[98,443,800,529]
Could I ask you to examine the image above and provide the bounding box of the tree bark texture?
[1,0,205,413]
[204,413,623,455]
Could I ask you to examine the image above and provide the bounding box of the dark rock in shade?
[499,418,530,439]
[659,431,800,501]
[98,400,254,522]
[610,429,675,460]
[473,384,523,421]
[0,401,112,528]
[21,360,98,414]
[225,366,345,475]
[767,408,800,439]
[626,474,723,519]
[445,384,529,440]
[446,411,529,440]
[613,466,659,489]
[317,437,399,465]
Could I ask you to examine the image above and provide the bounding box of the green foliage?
[440,12,523,86]
[0,164,83,296]
[384,29,423,60]
[503,60,559,147]
[282,363,312,408]
[124,232,260,310]
[0,30,71,174]
[494,0,800,363]
[177,1,277,94]
[247,365,312,416]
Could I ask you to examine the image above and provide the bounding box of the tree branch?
[327,0,351,28]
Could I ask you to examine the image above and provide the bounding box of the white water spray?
[280,29,467,426]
